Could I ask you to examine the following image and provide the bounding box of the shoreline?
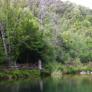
[0,68,92,80]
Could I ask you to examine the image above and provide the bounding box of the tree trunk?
[0,22,11,66]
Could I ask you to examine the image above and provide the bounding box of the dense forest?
[0,0,92,72]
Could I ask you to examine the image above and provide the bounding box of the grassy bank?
[62,65,92,74]
[45,62,92,76]
[0,62,92,80]
[0,69,40,80]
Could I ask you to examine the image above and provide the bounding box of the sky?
[62,0,92,9]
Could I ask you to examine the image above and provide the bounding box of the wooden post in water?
[38,59,42,70]
[39,80,43,92]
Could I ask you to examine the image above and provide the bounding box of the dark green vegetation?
[0,69,40,80]
[0,0,92,76]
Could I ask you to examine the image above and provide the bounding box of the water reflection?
[39,80,43,92]
[0,75,92,92]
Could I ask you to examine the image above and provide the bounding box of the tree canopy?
[0,0,92,65]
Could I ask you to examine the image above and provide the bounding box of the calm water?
[0,75,92,92]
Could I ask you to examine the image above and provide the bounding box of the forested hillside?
[0,0,92,66]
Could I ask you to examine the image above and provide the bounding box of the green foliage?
[0,0,45,64]
[0,0,91,70]
[0,69,40,80]
[41,1,92,64]
[45,62,62,72]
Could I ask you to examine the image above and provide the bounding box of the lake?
[0,75,92,92]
